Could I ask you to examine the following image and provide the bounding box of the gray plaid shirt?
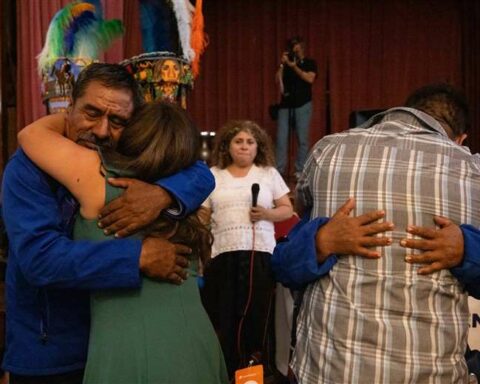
[293,108,480,384]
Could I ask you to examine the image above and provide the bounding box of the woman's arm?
[17,113,104,217]
[250,193,293,223]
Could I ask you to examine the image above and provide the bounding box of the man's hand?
[140,237,191,285]
[98,178,173,238]
[281,52,296,67]
[400,216,464,275]
[315,198,394,263]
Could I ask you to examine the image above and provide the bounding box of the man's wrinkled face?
[66,81,134,150]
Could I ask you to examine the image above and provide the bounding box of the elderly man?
[273,84,480,383]
[1,63,214,384]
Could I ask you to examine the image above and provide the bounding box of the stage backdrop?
[16,0,480,154]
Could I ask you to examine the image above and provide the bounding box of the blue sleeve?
[271,215,337,290]
[2,151,142,290]
[155,160,215,219]
[451,224,480,298]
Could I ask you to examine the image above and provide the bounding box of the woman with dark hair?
[200,120,293,377]
[17,102,228,383]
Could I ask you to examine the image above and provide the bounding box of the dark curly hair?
[405,83,469,138]
[211,120,275,169]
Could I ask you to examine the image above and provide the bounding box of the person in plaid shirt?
[273,84,480,383]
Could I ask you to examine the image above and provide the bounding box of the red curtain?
[461,0,480,153]
[16,0,478,152]
[190,0,466,142]
[188,0,329,147]
[326,0,462,133]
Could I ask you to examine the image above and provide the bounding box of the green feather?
[38,3,77,73]
[37,2,124,74]
[73,19,124,58]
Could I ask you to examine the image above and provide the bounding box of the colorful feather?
[171,0,195,61]
[190,0,207,78]
[85,0,103,18]
[139,0,176,53]
[37,1,124,75]
[70,2,95,17]
[73,19,124,59]
[63,10,96,55]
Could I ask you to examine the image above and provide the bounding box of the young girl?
[200,120,293,377]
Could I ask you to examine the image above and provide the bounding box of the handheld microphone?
[251,183,260,207]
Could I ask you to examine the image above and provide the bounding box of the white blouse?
[203,165,290,258]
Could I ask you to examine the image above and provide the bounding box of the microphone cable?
[236,223,256,369]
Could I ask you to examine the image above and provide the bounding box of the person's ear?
[455,133,467,145]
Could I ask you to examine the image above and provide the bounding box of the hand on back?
[318,199,465,275]
[140,237,191,285]
[98,178,173,237]
[400,216,464,275]
[315,198,394,263]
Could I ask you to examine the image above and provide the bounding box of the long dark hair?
[103,101,212,263]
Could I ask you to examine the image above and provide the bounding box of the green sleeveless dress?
[75,172,228,384]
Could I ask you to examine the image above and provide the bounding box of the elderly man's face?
[66,81,134,149]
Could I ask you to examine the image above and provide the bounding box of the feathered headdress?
[138,0,206,73]
[38,1,124,113]
[122,0,207,108]
[37,1,124,74]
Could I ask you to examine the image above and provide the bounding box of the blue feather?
[64,11,96,55]
[140,0,177,53]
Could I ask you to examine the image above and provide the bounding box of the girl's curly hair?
[211,120,275,169]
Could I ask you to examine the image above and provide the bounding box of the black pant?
[10,370,84,384]
[201,250,275,378]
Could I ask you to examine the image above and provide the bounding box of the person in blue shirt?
[1,63,215,384]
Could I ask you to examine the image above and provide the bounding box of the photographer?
[275,36,317,180]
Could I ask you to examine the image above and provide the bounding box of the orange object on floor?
[235,364,263,384]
